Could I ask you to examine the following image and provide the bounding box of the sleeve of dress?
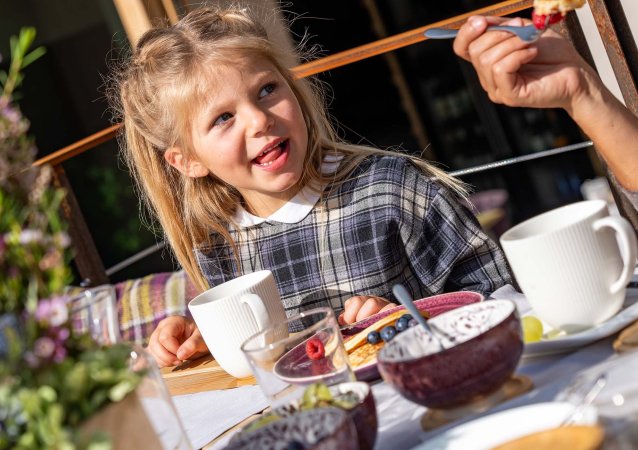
[396,161,513,297]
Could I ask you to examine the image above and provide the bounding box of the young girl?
[113,7,512,367]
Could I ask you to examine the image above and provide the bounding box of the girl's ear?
[164,147,209,178]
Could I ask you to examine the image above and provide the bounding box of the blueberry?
[395,317,409,332]
[286,440,305,450]
[380,326,398,342]
[407,318,418,328]
[367,330,381,344]
[401,313,413,321]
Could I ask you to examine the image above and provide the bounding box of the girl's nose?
[246,104,274,137]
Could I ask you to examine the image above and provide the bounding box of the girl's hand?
[338,295,396,325]
[147,315,209,368]
[453,15,599,114]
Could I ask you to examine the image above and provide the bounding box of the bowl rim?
[376,298,518,364]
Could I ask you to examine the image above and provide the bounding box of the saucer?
[412,402,598,450]
[420,375,533,431]
[524,290,638,358]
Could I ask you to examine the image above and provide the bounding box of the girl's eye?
[259,83,277,98]
[213,112,233,127]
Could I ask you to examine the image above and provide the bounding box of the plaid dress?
[196,155,512,317]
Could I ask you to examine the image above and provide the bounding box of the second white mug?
[500,200,637,333]
[188,270,287,378]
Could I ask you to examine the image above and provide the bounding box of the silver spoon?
[392,284,446,349]
[560,373,607,426]
[424,23,545,43]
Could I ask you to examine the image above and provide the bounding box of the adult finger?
[454,16,508,61]
[470,33,534,98]
[490,47,539,105]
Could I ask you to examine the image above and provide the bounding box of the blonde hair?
[112,6,465,291]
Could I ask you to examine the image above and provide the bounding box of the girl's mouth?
[252,139,288,167]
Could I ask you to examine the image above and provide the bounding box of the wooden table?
[161,355,256,396]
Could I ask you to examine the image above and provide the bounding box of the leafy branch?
[0,27,46,103]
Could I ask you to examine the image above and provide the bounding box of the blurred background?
[1,0,635,284]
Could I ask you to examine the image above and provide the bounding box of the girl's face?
[186,55,308,217]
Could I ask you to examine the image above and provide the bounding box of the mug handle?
[241,293,272,330]
[593,216,638,294]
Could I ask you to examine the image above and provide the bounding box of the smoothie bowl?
[228,382,377,450]
[377,299,523,409]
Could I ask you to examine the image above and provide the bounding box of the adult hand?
[453,15,599,113]
[338,295,395,325]
[147,315,209,368]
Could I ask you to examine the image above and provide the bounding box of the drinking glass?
[129,347,193,450]
[68,284,121,345]
[241,307,355,407]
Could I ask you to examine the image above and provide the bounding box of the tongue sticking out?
[253,143,283,165]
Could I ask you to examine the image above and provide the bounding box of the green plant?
[1,28,143,450]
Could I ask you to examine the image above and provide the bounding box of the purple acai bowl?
[377,299,523,409]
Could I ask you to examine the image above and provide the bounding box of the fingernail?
[469,16,484,30]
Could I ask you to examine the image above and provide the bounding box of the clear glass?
[68,284,121,345]
[129,346,193,450]
[241,307,355,407]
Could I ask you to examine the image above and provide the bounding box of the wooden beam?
[291,0,533,78]
[52,166,109,286]
[33,123,122,168]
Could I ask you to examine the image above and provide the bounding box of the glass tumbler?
[68,284,121,345]
[241,307,355,407]
[129,346,193,450]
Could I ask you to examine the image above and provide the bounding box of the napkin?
[490,284,531,315]
[172,385,268,449]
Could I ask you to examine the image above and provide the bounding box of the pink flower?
[17,229,43,245]
[34,336,55,359]
[34,296,69,327]
[56,327,70,343]
[24,351,40,368]
[54,232,71,249]
[52,346,67,363]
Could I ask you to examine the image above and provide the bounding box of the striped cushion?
[116,271,200,344]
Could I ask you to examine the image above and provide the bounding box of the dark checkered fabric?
[196,155,513,317]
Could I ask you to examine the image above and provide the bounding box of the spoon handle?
[423,28,459,39]
[392,284,439,341]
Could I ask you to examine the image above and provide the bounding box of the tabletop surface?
[169,286,638,450]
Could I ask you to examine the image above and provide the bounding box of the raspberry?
[305,337,325,360]
[532,11,565,30]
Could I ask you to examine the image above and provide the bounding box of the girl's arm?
[453,15,638,192]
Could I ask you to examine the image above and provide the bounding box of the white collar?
[233,154,342,228]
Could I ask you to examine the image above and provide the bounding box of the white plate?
[523,290,638,358]
[412,402,597,450]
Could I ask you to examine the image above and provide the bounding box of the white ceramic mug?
[500,200,637,333]
[188,270,287,378]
